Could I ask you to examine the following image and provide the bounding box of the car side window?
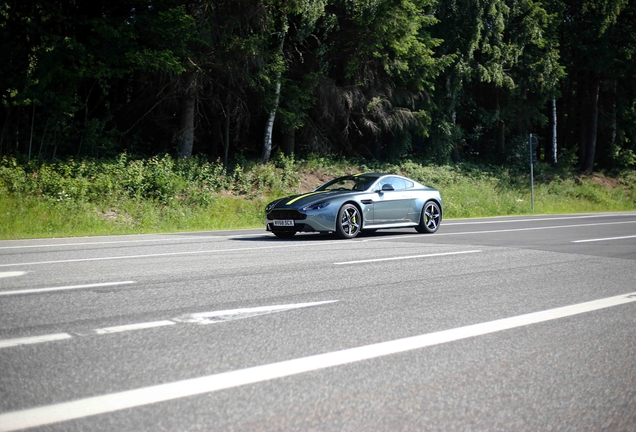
[385,177,406,190]
[378,177,406,191]
[404,180,414,189]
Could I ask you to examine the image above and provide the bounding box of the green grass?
[0,194,267,240]
[1,154,634,240]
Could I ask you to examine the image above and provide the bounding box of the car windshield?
[315,175,379,192]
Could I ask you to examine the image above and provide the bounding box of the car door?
[370,177,412,223]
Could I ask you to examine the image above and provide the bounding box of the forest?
[1,0,635,172]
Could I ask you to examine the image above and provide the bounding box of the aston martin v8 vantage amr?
[265,173,442,239]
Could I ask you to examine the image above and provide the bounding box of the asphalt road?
[0,212,635,431]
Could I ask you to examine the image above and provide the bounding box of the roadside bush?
[0,157,31,195]
[2,152,635,240]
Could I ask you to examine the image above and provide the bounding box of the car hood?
[273,190,357,209]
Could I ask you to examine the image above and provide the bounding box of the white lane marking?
[0,302,338,350]
[362,220,636,243]
[0,271,27,279]
[0,236,220,250]
[1,292,634,432]
[0,242,327,268]
[1,213,633,251]
[175,301,339,324]
[94,321,175,335]
[572,235,636,243]
[0,232,289,251]
[1,219,633,269]
[334,250,482,265]
[435,220,636,236]
[0,333,72,349]
[443,213,635,225]
[0,281,136,297]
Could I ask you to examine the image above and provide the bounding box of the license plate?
[273,220,294,227]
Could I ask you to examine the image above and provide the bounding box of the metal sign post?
[529,134,538,212]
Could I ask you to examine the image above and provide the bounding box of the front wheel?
[415,201,441,234]
[336,204,362,239]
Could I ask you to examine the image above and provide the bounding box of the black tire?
[273,231,296,239]
[415,200,441,234]
[336,204,362,239]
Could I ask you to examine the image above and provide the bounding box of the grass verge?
[1,154,634,240]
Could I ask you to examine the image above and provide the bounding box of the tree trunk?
[38,117,49,160]
[609,79,617,168]
[262,33,286,164]
[261,72,282,164]
[282,129,295,155]
[496,92,505,162]
[28,102,35,162]
[551,98,557,166]
[582,79,600,173]
[577,76,589,169]
[262,70,282,164]
[497,120,505,161]
[223,113,230,168]
[446,75,461,163]
[178,72,197,159]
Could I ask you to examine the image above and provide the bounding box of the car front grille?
[268,209,307,220]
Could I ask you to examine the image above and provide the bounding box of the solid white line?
[0,271,27,279]
[94,321,175,335]
[363,220,636,243]
[0,243,321,268]
[443,213,635,226]
[0,333,72,349]
[0,281,136,297]
[2,292,635,431]
[334,250,482,265]
[0,228,265,250]
[435,220,636,236]
[2,220,634,269]
[0,236,219,250]
[572,235,636,243]
[0,232,281,251]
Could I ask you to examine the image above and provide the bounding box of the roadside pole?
[529,134,538,212]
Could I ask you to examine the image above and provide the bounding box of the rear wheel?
[336,204,361,239]
[273,231,296,239]
[415,201,441,234]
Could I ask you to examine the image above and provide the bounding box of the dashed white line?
[94,321,176,335]
[0,236,218,250]
[0,301,338,350]
[334,250,482,265]
[0,333,72,349]
[1,291,634,431]
[0,281,136,296]
[175,301,339,324]
[1,219,634,268]
[0,271,27,279]
[0,243,328,268]
[572,235,636,243]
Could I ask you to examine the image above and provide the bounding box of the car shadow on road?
[231,230,418,242]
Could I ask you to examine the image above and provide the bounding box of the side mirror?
[381,184,395,192]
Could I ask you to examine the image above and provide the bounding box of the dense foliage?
[1,154,635,239]
[1,0,635,172]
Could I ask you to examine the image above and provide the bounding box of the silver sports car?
[265,173,442,239]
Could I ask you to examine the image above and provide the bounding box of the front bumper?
[266,208,337,233]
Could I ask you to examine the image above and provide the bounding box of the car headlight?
[302,201,330,211]
[265,201,280,212]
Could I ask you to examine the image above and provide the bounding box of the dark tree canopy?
[1,0,635,172]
